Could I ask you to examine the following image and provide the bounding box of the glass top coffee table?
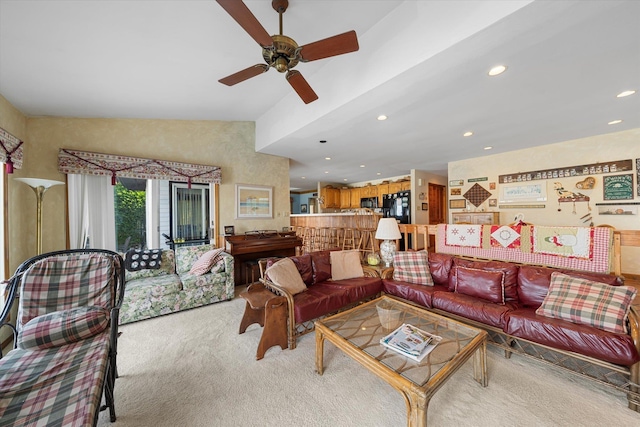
[315,295,488,427]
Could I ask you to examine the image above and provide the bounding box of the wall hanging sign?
[450,188,461,196]
[595,202,639,216]
[498,159,632,184]
[499,182,547,203]
[449,199,467,209]
[498,204,546,209]
[468,177,488,182]
[603,174,633,200]
[449,179,464,187]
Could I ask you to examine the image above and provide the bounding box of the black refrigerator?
[382,191,411,249]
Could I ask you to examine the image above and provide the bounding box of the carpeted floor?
[97,293,640,427]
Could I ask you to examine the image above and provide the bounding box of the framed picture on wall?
[421,203,428,211]
[300,204,308,213]
[224,225,235,235]
[235,184,273,219]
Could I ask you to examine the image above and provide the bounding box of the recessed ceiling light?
[463,131,473,137]
[301,176,306,179]
[484,146,493,150]
[608,119,623,125]
[325,157,331,160]
[343,178,348,181]
[488,65,507,76]
[360,165,365,168]
[324,171,329,174]
[377,115,388,121]
[617,90,636,98]
[376,172,381,176]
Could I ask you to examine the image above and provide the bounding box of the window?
[114,178,147,252]
[169,182,210,242]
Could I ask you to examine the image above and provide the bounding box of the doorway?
[428,183,446,248]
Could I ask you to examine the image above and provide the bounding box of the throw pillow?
[125,248,162,271]
[536,272,637,334]
[310,250,332,284]
[189,248,224,276]
[455,266,505,304]
[392,251,434,286]
[330,250,364,281]
[18,306,110,350]
[264,258,308,295]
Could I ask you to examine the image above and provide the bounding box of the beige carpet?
[97,293,640,427]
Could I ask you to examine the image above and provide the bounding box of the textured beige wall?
[0,95,30,273]
[3,110,291,269]
[449,128,640,274]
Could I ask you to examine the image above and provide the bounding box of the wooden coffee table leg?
[315,327,325,375]
[405,391,429,427]
[473,339,488,387]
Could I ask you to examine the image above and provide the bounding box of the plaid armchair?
[0,249,125,426]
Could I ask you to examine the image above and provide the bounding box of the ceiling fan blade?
[299,30,359,62]
[286,70,318,104]
[219,64,269,86]
[216,0,273,47]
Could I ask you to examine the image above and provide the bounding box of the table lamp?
[14,177,65,254]
[375,218,401,267]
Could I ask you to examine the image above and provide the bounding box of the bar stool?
[355,208,378,259]
[342,227,357,250]
[329,227,343,249]
[302,227,315,254]
[315,227,331,251]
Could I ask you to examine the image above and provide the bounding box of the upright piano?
[224,231,303,285]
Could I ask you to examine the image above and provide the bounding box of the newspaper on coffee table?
[380,323,442,362]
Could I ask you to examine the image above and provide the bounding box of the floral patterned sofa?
[119,244,234,324]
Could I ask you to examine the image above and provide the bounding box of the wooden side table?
[239,283,288,360]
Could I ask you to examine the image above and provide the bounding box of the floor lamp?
[14,178,65,255]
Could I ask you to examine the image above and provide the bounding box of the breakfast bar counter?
[290,212,382,230]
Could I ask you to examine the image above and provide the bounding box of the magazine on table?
[380,323,442,362]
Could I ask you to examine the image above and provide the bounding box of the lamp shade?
[375,218,402,240]
[14,177,65,189]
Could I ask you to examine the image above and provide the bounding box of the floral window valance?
[58,149,221,186]
[0,127,24,173]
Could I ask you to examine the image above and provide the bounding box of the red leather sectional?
[263,249,640,410]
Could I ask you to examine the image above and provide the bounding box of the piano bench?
[243,260,261,285]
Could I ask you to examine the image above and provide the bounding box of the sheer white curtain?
[67,174,116,251]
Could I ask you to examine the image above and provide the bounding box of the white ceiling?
[1,1,639,191]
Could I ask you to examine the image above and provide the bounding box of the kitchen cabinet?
[361,185,377,198]
[377,184,389,206]
[401,181,411,191]
[388,182,403,194]
[320,187,340,209]
[340,189,351,209]
[451,212,500,225]
[350,187,361,208]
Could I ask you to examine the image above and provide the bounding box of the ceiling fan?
[216,0,359,104]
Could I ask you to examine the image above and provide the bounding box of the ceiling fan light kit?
[216,0,359,104]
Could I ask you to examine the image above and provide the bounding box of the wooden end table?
[239,283,288,360]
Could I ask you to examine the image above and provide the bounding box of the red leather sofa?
[261,249,639,411]
[381,252,640,411]
[259,250,383,350]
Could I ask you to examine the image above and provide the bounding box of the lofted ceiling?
[1,1,639,192]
